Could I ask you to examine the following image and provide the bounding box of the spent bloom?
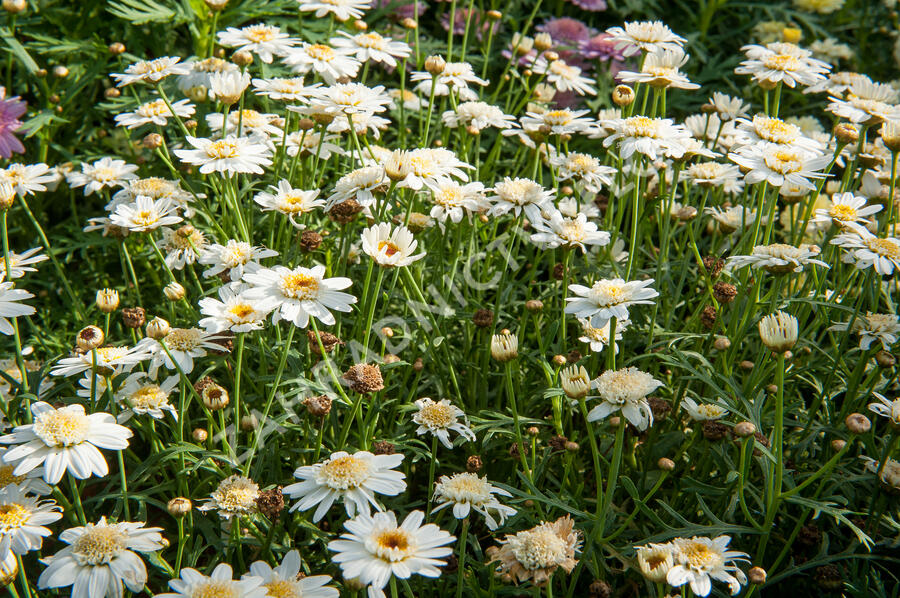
[828,313,900,351]
[487,516,581,586]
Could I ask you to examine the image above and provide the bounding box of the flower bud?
[748,566,767,585]
[734,421,756,437]
[384,149,411,181]
[400,17,417,29]
[241,414,258,431]
[167,497,192,517]
[76,325,104,351]
[425,55,446,75]
[95,288,120,313]
[845,413,871,434]
[834,123,859,146]
[232,50,253,67]
[52,65,69,78]
[781,27,802,43]
[143,133,164,150]
[491,333,518,361]
[146,316,170,340]
[202,383,229,410]
[2,0,26,13]
[0,182,15,211]
[164,281,186,301]
[104,87,121,100]
[543,50,559,62]
[204,0,228,9]
[881,120,900,152]
[831,439,846,452]
[486,9,502,20]
[525,299,543,312]
[758,311,798,353]
[713,337,731,351]
[612,84,635,107]
[192,428,208,442]
[534,33,552,52]
[658,457,675,471]
[108,42,126,55]
[561,364,590,399]
[551,354,567,367]
[353,19,367,31]
[512,34,534,55]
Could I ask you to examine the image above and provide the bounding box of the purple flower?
[377,0,427,20]
[0,88,26,158]
[580,33,624,61]
[568,0,607,10]
[537,17,595,47]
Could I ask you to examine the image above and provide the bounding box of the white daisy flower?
[735,42,831,88]
[50,344,151,378]
[115,372,179,422]
[411,61,487,99]
[140,328,228,377]
[244,550,338,598]
[209,70,252,105]
[617,47,699,90]
[565,278,659,328]
[254,180,324,226]
[729,143,832,190]
[0,484,62,559]
[328,510,454,598]
[252,76,321,102]
[299,82,392,119]
[831,230,900,275]
[425,179,487,225]
[578,317,627,353]
[156,564,268,598]
[109,196,183,232]
[174,135,273,176]
[66,157,138,196]
[587,367,662,430]
[243,264,356,328]
[681,397,729,421]
[331,30,410,67]
[519,108,594,137]
[705,206,758,233]
[205,110,284,139]
[605,20,687,56]
[0,448,52,495]
[283,450,406,522]
[442,101,516,132]
[217,24,297,63]
[0,282,34,336]
[114,98,195,129]
[198,474,260,519]
[827,78,900,125]
[552,152,616,193]
[282,43,360,85]
[412,398,475,449]
[0,247,47,281]
[530,211,611,253]
[432,472,515,530]
[733,114,824,154]
[534,58,597,96]
[37,518,166,598]
[666,535,749,596]
[708,92,751,121]
[488,176,555,222]
[199,282,270,334]
[813,192,882,233]
[602,116,691,160]
[112,56,191,87]
[199,240,279,282]
[0,402,132,484]
[177,57,238,97]
[1,162,59,196]
[828,312,900,350]
[728,243,828,274]
[361,222,425,267]
[298,0,371,21]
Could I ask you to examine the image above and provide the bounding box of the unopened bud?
[401,17,417,29]
[713,337,731,351]
[146,316,170,340]
[0,183,14,211]
[52,65,68,78]
[108,42,126,55]
[204,0,228,9]
[834,123,859,146]
[167,497,192,517]
[534,33,552,52]
[143,133,164,150]
[164,281,186,301]
[232,50,253,67]
[76,325,104,351]
[748,566,767,585]
[95,288,120,313]
[613,84,635,107]
[658,457,675,471]
[552,354,567,367]
[192,428,208,442]
[845,413,871,434]
[241,414,258,431]
[104,87,121,99]
[425,55,446,75]
[2,0,26,13]
[486,9,502,20]
[831,439,846,452]
[876,351,896,367]
[734,421,756,437]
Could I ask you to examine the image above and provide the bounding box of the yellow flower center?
[419,402,454,428]
[0,503,30,529]
[681,541,724,570]
[320,455,371,490]
[228,303,256,320]
[377,240,401,257]
[129,385,167,409]
[133,209,159,227]
[357,32,386,49]
[192,581,237,598]
[867,237,900,259]
[137,99,170,117]
[132,177,175,198]
[71,526,127,566]
[245,26,276,43]
[829,204,858,221]
[624,116,660,138]
[434,186,464,207]
[264,580,298,598]
[33,410,91,447]
[166,328,204,351]
[306,44,335,61]
[763,54,802,71]
[279,272,319,300]
[568,155,595,174]
[764,150,803,174]
[206,140,239,159]
[373,529,413,561]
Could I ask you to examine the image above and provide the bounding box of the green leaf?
[0,31,39,73]
[106,0,182,24]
